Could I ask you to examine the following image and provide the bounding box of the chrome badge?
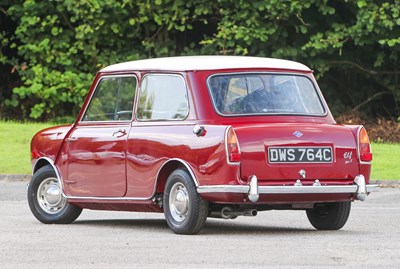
[299,169,306,179]
[293,131,303,138]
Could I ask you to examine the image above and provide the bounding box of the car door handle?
[65,137,78,142]
[112,129,127,137]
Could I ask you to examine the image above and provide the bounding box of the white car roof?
[101,56,311,72]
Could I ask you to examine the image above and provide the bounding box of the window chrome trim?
[132,121,196,127]
[206,72,328,117]
[136,73,190,122]
[79,74,138,123]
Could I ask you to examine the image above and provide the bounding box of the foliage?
[0,0,399,121]
[337,111,400,143]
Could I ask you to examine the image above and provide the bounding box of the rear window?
[208,74,325,116]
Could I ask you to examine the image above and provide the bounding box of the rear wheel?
[163,169,208,234]
[306,202,351,230]
[27,165,82,224]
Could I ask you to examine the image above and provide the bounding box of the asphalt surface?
[0,181,399,269]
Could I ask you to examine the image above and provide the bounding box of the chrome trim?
[366,184,380,192]
[248,175,259,202]
[168,181,189,222]
[197,184,359,194]
[197,185,249,193]
[37,176,67,214]
[66,195,153,201]
[197,174,379,202]
[132,121,197,127]
[354,174,379,200]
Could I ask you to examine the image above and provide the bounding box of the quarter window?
[83,76,136,122]
[137,75,189,120]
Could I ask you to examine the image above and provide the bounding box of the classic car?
[28,56,378,234]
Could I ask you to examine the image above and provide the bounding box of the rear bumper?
[197,175,379,203]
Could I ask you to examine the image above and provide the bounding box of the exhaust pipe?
[209,206,258,219]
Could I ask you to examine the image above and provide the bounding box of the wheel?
[163,169,208,234]
[27,165,82,224]
[306,202,351,230]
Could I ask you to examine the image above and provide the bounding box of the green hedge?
[1,0,400,121]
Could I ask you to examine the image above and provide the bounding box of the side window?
[83,76,136,121]
[137,75,189,120]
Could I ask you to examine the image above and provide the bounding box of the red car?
[28,56,378,234]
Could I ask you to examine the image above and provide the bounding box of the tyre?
[163,169,208,234]
[27,165,82,224]
[306,202,351,230]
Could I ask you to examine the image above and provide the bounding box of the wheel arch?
[155,158,199,194]
[32,157,63,188]
[33,158,52,174]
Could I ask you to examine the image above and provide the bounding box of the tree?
[0,0,399,121]
[200,0,400,118]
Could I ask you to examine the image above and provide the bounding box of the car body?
[28,56,378,234]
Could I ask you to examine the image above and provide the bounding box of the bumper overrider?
[197,175,379,203]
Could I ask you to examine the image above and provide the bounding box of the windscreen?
[208,74,325,116]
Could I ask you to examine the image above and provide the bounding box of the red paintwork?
[237,123,359,181]
[31,125,72,168]
[31,60,372,211]
[64,123,129,197]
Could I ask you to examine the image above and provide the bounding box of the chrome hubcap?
[37,177,66,214]
[169,182,189,222]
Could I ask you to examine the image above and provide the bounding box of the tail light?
[358,126,372,162]
[226,127,241,164]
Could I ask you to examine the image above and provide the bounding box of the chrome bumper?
[197,175,379,203]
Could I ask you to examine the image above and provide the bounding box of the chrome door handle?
[65,137,78,142]
[112,129,127,137]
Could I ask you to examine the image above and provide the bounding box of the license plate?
[268,147,333,163]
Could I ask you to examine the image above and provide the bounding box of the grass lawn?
[370,143,400,180]
[0,122,398,179]
[0,121,53,174]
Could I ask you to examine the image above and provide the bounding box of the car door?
[126,74,190,198]
[65,75,137,197]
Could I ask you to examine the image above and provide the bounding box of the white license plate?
[268,147,333,163]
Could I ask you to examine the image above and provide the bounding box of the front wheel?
[27,165,82,224]
[306,202,351,230]
[163,169,208,234]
